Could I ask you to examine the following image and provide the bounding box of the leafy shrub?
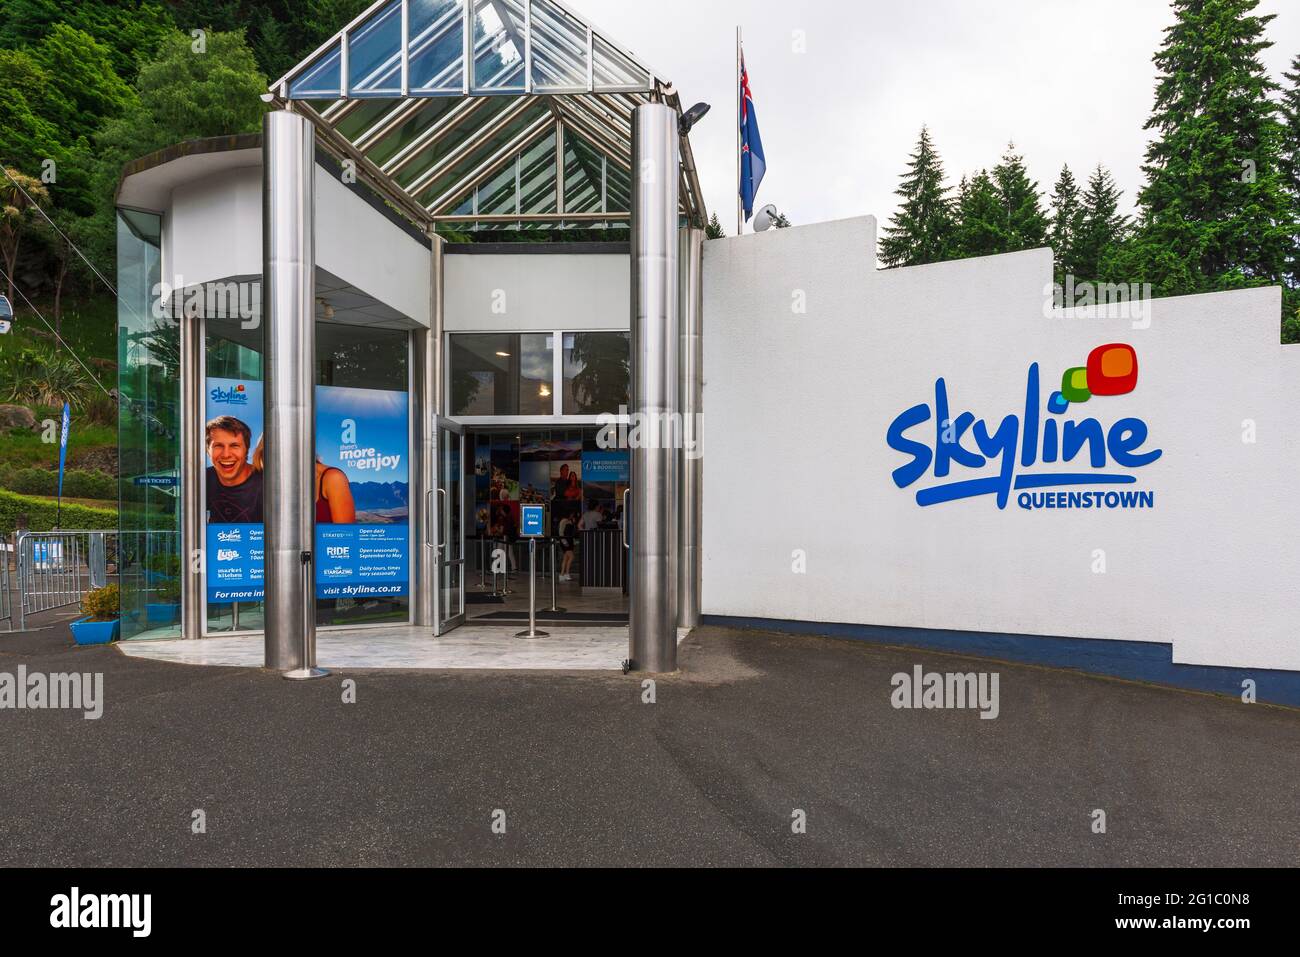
[0,488,116,533]
[0,465,116,500]
[81,584,119,622]
[0,345,96,410]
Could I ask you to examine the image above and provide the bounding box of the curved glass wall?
[116,209,182,640]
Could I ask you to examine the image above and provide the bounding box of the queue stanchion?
[546,538,566,614]
[515,505,549,640]
[490,537,503,598]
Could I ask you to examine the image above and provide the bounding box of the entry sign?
[521,504,546,538]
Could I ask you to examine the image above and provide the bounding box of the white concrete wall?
[168,165,262,285]
[444,253,629,332]
[702,215,1300,672]
[166,163,431,326]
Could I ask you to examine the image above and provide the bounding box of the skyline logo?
[209,383,248,406]
[886,344,1162,510]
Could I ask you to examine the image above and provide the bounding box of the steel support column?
[677,226,704,630]
[628,103,680,673]
[413,234,445,627]
[262,110,319,673]
[180,313,205,640]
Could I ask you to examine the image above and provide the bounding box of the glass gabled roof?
[271,0,706,231]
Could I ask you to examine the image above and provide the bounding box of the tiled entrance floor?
[118,624,687,671]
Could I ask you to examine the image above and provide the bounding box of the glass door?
[435,416,466,634]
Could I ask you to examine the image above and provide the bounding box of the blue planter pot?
[146,602,180,625]
[70,616,120,646]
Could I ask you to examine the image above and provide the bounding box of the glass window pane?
[564,132,602,213]
[519,129,557,214]
[410,99,547,206]
[450,333,555,415]
[476,158,517,217]
[116,209,182,641]
[348,0,403,95]
[410,0,465,93]
[471,0,524,92]
[289,42,343,98]
[364,97,458,168]
[605,159,631,213]
[530,0,588,93]
[592,34,651,91]
[563,332,630,415]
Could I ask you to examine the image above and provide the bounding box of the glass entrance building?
[114,0,706,672]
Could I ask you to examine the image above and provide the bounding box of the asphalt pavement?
[1,622,1297,866]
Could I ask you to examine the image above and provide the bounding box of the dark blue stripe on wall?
[700,616,1300,709]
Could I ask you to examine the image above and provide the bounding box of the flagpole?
[736,25,743,237]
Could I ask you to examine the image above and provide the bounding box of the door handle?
[621,488,630,550]
[425,488,435,548]
[436,487,446,555]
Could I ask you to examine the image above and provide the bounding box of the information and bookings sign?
[203,379,410,604]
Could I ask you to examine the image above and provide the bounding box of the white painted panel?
[444,253,629,331]
[702,215,1300,672]
[166,161,430,326]
[169,166,262,285]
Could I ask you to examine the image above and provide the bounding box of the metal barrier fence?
[0,536,12,630]
[7,530,113,631]
[468,529,625,596]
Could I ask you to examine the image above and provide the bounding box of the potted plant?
[70,583,120,645]
[146,577,181,625]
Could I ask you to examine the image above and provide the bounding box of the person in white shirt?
[579,502,604,531]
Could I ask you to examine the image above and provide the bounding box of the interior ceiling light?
[496,351,511,357]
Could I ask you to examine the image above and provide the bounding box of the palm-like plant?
[0,168,51,304]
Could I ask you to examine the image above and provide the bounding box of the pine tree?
[705,211,725,239]
[1048,164,1083,283]
[1073,164,1129,282]
[1282,54,1300,342]
[952,172,1005,259]
[991,143,1048,252]
[1133,0,1291,301]
[879,126,954,267]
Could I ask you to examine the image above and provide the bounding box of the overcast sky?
[579,0,1300,232]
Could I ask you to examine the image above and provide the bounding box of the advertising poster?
[314,385,409,599]
[204,378,265,603]
[474,436,491,532]
[489,436,519,503]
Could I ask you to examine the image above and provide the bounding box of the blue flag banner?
[739,53,767,221]
[57,402,70,500]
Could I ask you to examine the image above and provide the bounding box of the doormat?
[471,611,629,624]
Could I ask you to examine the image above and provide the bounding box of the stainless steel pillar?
[262,110,319,674]
[180,313,205,640]
[677,227,704,630]
[628,103,680,673]
[413,234,445,628]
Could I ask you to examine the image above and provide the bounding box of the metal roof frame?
[270,0,706,232]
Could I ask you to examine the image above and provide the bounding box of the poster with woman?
[314,385,410,599]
